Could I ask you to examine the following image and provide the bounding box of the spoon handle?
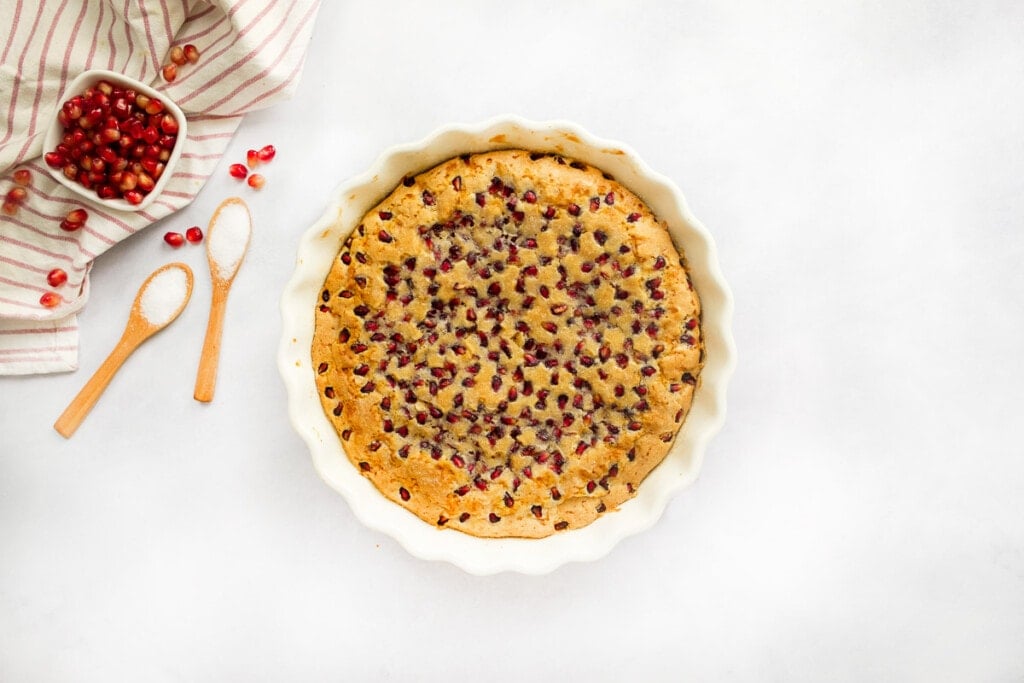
[54,334,136,438]
[194,285,229,403]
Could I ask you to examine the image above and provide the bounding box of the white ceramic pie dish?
[278,116,735,575]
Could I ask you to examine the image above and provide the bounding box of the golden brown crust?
[312,150,702,538]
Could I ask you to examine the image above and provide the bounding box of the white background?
[3,1,1023,680]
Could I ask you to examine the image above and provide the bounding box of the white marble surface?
[3,1,1023,680]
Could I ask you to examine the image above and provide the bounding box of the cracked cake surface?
[312,150,703,538]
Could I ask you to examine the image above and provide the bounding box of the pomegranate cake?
[312,150,703,538]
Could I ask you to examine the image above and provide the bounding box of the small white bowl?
[42,69,187,212]
[278,116,736,575]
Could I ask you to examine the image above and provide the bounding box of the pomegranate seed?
[59,218,82,232]
[183,44,201,64]
[6,187,27,203]
[247,173,265,190]
[246,149,260,168]
[136,172,155,192]
[46,268,68,287]
[118,171,138,192]
[160,114,179,135]
[13,169,31,186]
[161,63,177,82]
[2,201,18,215]
[169,46,187,66]
[185,226,203,243]
[44,152,65,168]
[399,487,410,502]
[164,231,184,247]
[229,163,248,179]
[123,190,143,205]
[257,144,276,162]
[39,292,62,308]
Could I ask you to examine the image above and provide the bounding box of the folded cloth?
[0,0,320,375]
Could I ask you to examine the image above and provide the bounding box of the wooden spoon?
[193,197,252,403]
[54,262,194,438]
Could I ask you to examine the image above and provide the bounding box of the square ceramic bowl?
[42,69,187,212]
[278,116,735,575]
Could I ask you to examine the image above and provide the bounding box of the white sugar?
[140,267,188,326]
[208,201,251,280]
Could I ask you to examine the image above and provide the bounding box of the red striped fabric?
[0,0,321,374]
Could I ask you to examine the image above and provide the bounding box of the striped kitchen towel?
[0,0,320,375]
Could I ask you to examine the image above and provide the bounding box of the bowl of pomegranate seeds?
[42,69,187,212]
[279,116,735,574]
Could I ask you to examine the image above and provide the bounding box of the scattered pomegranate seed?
[183,44,200,63]
[6,187,27,203]
[59,218,83,232]
[13,169,32,186]
[169,46,186,66]
[47,268,68,287]
[257,144,276,162]
[247,173,265,190]
[163,231,185,247]
[229,163,248,179]
[161,63,177,82]
[39,292,61,308]
[66,208,88,224]
[185,226,203,243]
[2,201,18,215]
[246,149,260,168]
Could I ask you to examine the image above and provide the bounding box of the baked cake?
[312,150,703,538]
